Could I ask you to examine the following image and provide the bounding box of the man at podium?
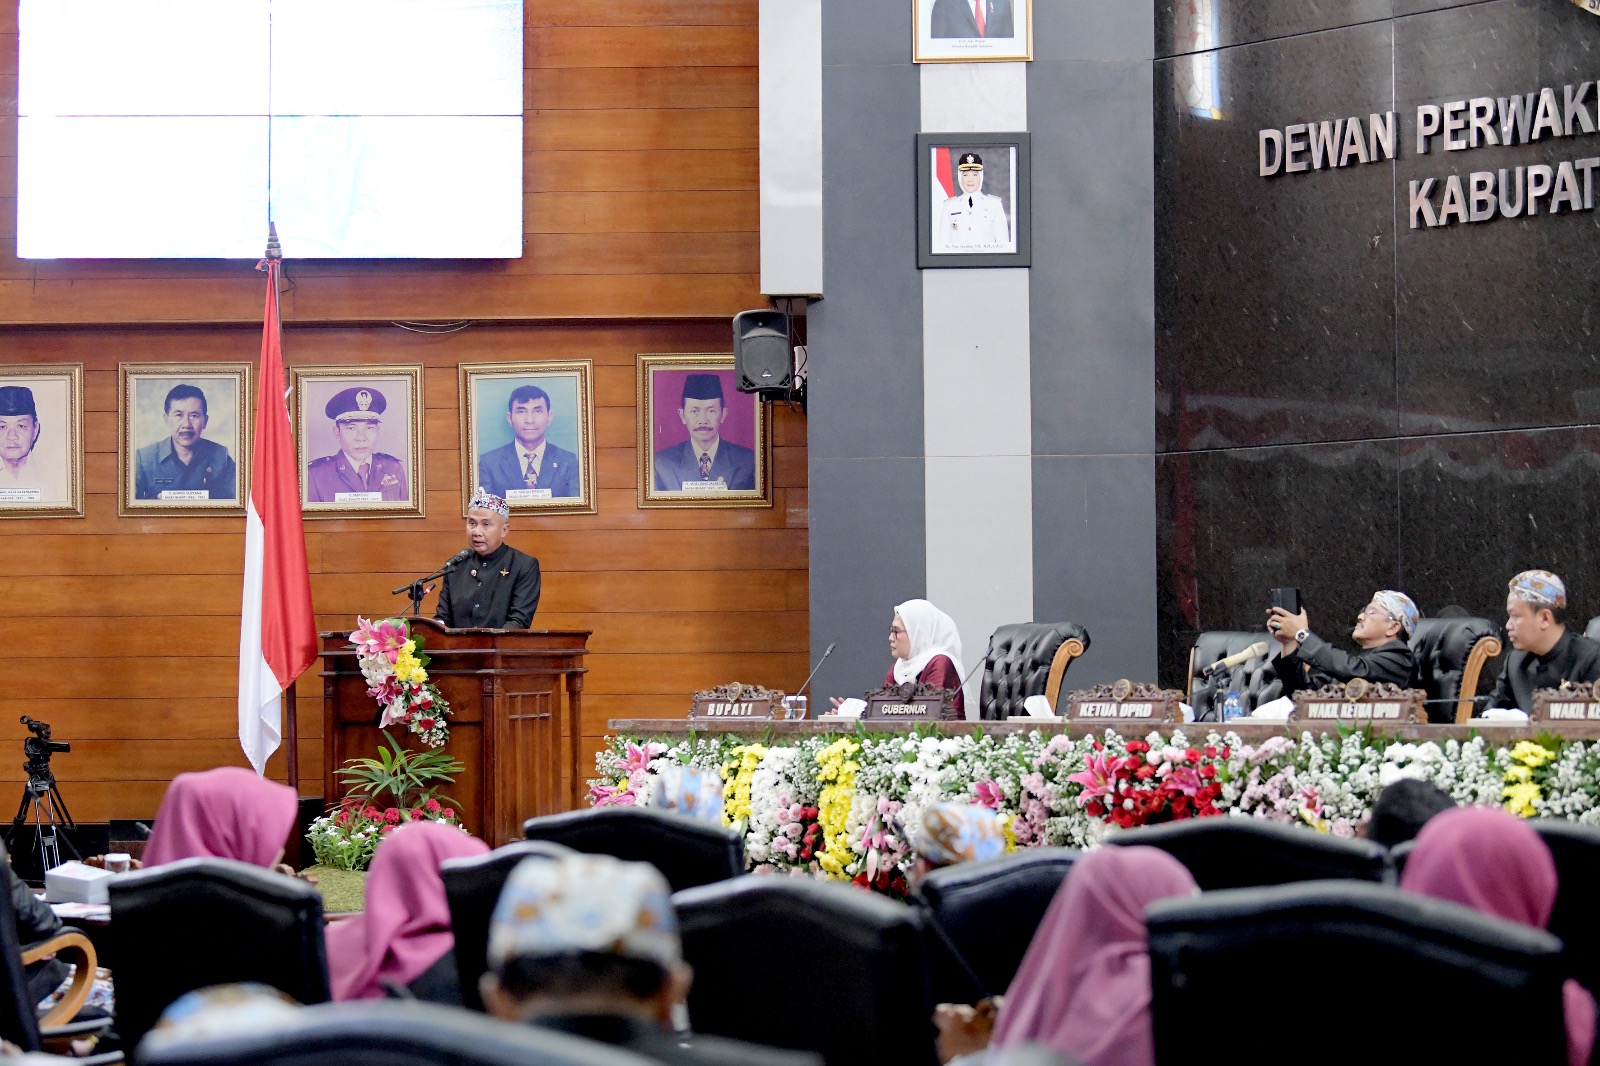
[436,488,542,629]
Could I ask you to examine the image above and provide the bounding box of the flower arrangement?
[308,797,465,871]
[351,616,451,747]
[590,725,1600,896]
[310,726,467,872]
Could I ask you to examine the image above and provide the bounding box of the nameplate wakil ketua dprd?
[688,682,785,721]
[1531,679,1600,723]
[862,682,953,721]
[1066,680,1184,724]
[1288,679,1424,724]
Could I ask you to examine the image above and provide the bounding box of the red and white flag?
[238,258,316,774]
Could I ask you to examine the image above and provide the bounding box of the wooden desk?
[322,621,589,845]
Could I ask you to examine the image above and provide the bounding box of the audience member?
[939,846,1197,1066]
[138,983,301,1055]
[325,820,488,1002]
[650,765,726,825]
[1362,779,1455,849]
[833,599,967,720]
[1400,806,1596,1066]
[481,853,820,1065]
[1267,589,1417,697]
[143,767,298,869]
[911,802,1007,887]
[1487,570,1600,714]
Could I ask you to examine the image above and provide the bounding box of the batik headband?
[468,486,509,518]
[1509,570,1566,610]
[486,854,680,970]
[912,802,1008,867]
[1372,590,1419,637]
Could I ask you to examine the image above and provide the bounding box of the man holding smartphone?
[1266,589,1418,697]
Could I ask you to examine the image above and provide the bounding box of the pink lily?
[352,616,409,664]
[974,779,1004,809]
[1066,749,1117,807]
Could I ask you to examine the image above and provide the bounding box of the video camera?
[20,717,69,758]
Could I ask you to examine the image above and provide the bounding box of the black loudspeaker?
[733,309,793,394]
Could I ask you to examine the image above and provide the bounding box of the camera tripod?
[6,744,79,872]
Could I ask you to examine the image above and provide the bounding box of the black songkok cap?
[0,386,37,418]
[681,374,725,403]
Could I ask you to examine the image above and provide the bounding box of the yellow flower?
[1510,741,1553,767]
[1502,781,1542,818]
[1002,815,1018,853]
[721,744,767,826]
[393,647,428,685]
[815,738,861,880]
[1299,808,1330,833]
[1504,763,1533,784]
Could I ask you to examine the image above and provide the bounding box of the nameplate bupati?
[688,682,784,722]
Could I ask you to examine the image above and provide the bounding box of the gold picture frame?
[458,360,598,516]
[636,353,772,510]
[0,363,84,520]
[913,0,1034,63]
[292,364,426,519]
[118,362,250,517]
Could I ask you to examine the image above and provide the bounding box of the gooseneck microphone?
[1205,641,1270,676]
[796,643,837,698]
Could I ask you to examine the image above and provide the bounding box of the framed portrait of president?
[913,0,1032,62]
[119,362,250,517]
[637,353,772,510]
[0,364,84,520]
[459,360,597,516]
[291,365,425,519]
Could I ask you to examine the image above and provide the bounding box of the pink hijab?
[990,845,1197,1066]
[325,820,488,1001]
[144,767,299,868]
[1401,806,1596,1066]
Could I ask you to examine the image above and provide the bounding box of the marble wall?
[1155,0,1600,681]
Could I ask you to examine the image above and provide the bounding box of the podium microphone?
[391,549,475,598]
[795,643,837,698]
[1205,641,1270,676]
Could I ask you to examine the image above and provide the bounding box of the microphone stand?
[392,555,470,617]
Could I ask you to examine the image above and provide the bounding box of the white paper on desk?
[834,698,865,718]
[1250,696,1294,721]
[49,902,109,920]
[1179,702,1195,723]
[1480,707,1531,723]
[1023,695,1055,718]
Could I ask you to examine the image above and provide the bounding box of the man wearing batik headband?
[481,854,820,1066]
[910,802,1008,887]
[650,765,726,825]
[1267,589,1417,699]
[1487,570,1600,714]
[434,487,541,629]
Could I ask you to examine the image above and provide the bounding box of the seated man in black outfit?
[1364,779,1456,849]
[1266,589,1418,697]
[1487,569,1600,714]
[480,854,820,1066]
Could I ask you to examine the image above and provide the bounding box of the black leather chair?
[521,806,744,893]
[1409,616,1502,723]
[1104,817,1387,890]
[1147,882,1567,1063]
[1586,616,1600,641]
[675,876,937,1066]
[442,840,575,1012]
[1185,630,1279,721]
[1533,820,1600,1001]
[977,622,1091,720]
[911,848,1079,1005]
[135,1000,658,1066]
[109,858,329,1051]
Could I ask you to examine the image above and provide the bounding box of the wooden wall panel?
[0,3,804,825]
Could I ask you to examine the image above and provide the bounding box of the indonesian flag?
[238,258,317,774]
[934,146,957,200]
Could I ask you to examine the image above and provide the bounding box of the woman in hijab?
[958,845,1198,1066]
[1400,806,1595,1066]
[325,820,489,1003]
[835,599,966,720]
[143,766,299,869]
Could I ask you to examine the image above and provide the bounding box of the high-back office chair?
[1185,631,1279,720]
[441,840,575,1011]
[1408,616,1502,723]
[977,622,1090,720]
[1532,820,1600,1001]
[521,806,744,892]
[1104,817,1388,890]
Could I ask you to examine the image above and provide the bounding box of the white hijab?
[893,599,966,685]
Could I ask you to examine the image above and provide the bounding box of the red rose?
[1220,746,1232,759]
[1136,764,1157,780]
[1126,740,1149,755]
[1185,748,1200,764]
[1200,764,1217,779]
[1204,745,1218,759]
[418,718,436,731]
[1085,800,1105,817]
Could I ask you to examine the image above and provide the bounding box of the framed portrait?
[459,360,597,516]
[637,354,772,510]
[119,363,250,517]
[291,365,425,519]
[0,364,84,520]
[914,0,1033,62]
[917,132,1032,268]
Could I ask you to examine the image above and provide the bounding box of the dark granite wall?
[1154,0,1600,683]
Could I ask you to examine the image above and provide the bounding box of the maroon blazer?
[883,655,966,720]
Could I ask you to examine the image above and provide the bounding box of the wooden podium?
[320,619,590,845]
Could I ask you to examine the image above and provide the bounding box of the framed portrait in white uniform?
[917,132,1032,268]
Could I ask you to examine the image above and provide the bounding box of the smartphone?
[1271,586,1302,615]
